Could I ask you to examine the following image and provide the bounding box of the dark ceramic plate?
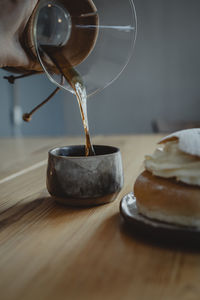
[120,193,200,246]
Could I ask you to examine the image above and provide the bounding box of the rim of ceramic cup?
[48,145,121,159]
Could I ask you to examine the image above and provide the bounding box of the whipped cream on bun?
[144,128,200,186]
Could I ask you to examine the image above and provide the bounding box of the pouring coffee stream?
[40,45,95,156]
[24,44,95,156]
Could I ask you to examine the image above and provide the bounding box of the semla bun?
[134,128,200,227]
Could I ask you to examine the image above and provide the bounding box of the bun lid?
[159,128,200,157]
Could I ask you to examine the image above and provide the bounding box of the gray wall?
[0,70,66,136]
[64,0,200,136]
[0,0,200,136]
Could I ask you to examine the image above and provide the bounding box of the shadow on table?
[119,216,200,253]
[0,194,100,230]
[1,194,199,254]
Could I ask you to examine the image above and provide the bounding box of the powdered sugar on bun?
[159,128,200,157]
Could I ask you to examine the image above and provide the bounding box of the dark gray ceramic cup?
[47,145,124,206]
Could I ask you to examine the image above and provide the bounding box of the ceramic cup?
[46,145,124,206]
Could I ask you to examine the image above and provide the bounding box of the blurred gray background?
[0,0,200,137]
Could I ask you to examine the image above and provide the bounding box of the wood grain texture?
[1,135,200,300]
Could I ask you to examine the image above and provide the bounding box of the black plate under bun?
[120,193,200,248]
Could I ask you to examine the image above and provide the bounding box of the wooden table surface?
[0,135,200,300]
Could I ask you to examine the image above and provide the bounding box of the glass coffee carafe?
[31,0,137,97]
[4,0,137,142]
[20,0,137,156]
